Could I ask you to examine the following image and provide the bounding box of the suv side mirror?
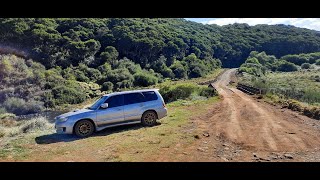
[100,103,108,109]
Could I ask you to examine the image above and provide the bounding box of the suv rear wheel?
[74,120,94,137]
[141,111,157,127]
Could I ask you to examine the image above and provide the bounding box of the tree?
[99,46,119,65]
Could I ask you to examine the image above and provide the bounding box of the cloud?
[203,18,320,31]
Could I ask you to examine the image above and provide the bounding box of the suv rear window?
[124,93,145,105]
[142,91,158,102]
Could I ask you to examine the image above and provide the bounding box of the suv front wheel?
[141,111,157,127]
[74,120,94,137]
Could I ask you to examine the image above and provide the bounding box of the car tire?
[74,120,94,137]
[141,111,157,127]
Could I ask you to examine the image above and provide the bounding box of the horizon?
[184,18,320,31]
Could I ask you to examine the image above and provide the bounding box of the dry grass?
[0,116,54,138]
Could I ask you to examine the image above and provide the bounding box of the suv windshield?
[87,96,108,110]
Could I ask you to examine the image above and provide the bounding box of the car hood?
[56,108,93,119]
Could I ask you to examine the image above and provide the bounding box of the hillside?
[1,18,320,69]
[2,18,320,115]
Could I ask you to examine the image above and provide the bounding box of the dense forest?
[2,18,320,68]
[1,18,320,115]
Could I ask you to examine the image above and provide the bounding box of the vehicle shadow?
[35,122,161,144]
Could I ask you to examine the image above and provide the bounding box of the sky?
[184,18,320,31]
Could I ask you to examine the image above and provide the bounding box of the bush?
[275,61,298,72]
[160,83,198,103]
[199,87,217,97]
[102,81,114,91]
[133,73,158,87]
[51,86,87,105]
[301,63,311,69]
[3,97,26,115]
[3,97,44,115]
[20,116,53,133]
[0,107,7,114]
[0,116,54,138]
[315,59,320,65]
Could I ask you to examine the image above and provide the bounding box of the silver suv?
[54,89,167,137]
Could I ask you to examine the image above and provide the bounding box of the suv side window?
[104,95,124,108]
[142,91,158,102]
[124,93,145,105]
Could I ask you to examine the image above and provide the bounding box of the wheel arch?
[142,109,158,119]
[73,118,97,133]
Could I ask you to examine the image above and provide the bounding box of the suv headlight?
[58,117,68,122]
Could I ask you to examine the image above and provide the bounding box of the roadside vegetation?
[238,51,320,119]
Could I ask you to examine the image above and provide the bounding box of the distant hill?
[1,18,320,68]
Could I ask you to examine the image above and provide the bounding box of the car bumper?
[157,108,167,119]
[55,121,74,134]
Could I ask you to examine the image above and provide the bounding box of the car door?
[123,92,145,121]
[96,95,124,127]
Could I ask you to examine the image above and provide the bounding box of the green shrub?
[301,63,311,69]
[315,59,320,65]
[133,73,158,87]
[51,86,87,105]
[102,81,114,91]
[199,87,217,97]
[275,60,298,72]
[0,107,7,114]
[160,83,197,103]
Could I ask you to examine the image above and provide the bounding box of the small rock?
[203,132,210,137]
[197,147,205,152]
[224,147,230,150]
[270,155,278,160]
[222,143,229,147]
[284,154,294,159]
[203,141,208,144]
[253,153,257,157]
[182,152,188,155]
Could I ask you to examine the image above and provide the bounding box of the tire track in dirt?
[157,69,320,161]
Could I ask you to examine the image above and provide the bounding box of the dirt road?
[158,69,320,161]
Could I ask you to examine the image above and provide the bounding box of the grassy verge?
[238,69,320,119]
[0,96,219,161]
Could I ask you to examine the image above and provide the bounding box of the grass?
[0,69,223,161]
[240,69,320,105]
[239,69,320,119]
